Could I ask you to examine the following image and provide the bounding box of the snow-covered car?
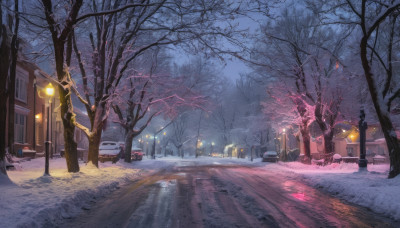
[99,141,121,163]
[262,151,279,162]
[131,148,143,161]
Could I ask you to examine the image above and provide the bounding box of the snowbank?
[0,157,145,227]
[264,161,400,220]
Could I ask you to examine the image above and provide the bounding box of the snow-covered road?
[56,160,399,228]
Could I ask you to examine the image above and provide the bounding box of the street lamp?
[358,109,368,169]
[283,128,287,162]
[44,83,54,175]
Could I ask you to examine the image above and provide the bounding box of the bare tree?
[37,0,86,172]
[309,0,400,177]
[0,0,19,177]
[170,113,189,158]
[68,0,253,166]
[0,0,11,176]
[7,0,19,157]
[211,86,238,150]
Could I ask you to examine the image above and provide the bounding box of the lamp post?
[33,79,37,151]
[283,128,287,162]
[152,134,156,159]
[358,109,368,169]
[44,83,54,175]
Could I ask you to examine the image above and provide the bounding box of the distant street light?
[44,83,54,175]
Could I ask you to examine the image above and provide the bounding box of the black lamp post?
[152,134,156,159]
[44,83,54,175]
[283,128,287,162]
[358,109,368,169]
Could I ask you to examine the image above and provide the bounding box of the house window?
[15,113,27,143]
[15,67,28,103]
[346,147,354,157]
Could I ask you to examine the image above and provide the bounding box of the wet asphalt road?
[58,160,399,228]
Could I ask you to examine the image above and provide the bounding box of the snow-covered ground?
[0,157,170,228]
[1,156,399,227]
[262,161,400,221]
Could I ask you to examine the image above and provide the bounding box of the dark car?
[131,147,143,161]
[262,151,279,162]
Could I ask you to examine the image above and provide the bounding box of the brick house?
[6,59,88,158]
[5,60,52,157]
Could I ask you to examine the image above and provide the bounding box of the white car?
[262,151,279,162]
[99,141,121,163]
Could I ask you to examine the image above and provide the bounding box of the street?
[57,160,398,228]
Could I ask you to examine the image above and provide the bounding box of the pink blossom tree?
[252,7,351,163]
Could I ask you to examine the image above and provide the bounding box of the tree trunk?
[124,131,134,163]
[7,4,18,156]
[360,37,400,178]
[86,105,107,167]
[87,131,101,167]
[55,43,79,172]
[323,130,334,165]
[379,114,400,178]
[300,125,311,164]
[178,146,183,158]
[62,119,79,172]
[0,23,10,175]
[7,61,15,156]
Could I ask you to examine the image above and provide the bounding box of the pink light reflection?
[291,192,306,201]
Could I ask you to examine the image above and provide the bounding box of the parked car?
[262,151,279,162]
[131,147,143,161]
[99,141,121,163]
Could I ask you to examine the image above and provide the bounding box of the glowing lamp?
[35,114,40,119]
[45,83,55,96]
